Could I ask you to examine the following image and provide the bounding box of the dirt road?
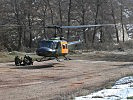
[0,52,133,100]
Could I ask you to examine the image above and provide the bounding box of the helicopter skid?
[63,56,72,61]
[36,57,55,62]
[36,56,71,62]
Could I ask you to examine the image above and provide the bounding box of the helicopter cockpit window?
[39,41,58,49]
[62,43,68,49]
[53,42,58,49]
[62,44,66,49]
[56,42,60,49]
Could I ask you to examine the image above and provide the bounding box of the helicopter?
[36,37,69,61]
[36,24,116,62]
[36,25,82,62]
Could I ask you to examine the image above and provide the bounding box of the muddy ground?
[0,51,133,100]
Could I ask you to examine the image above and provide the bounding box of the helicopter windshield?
[39,41,58,49]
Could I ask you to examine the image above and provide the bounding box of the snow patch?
[75,76,133,100]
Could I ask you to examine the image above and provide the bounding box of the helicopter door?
[61,41,68,54]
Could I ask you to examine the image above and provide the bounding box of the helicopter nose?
[36,47,55,56]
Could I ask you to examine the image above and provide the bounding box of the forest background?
[0,0,133,52]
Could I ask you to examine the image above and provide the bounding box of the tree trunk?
[28,13,32,48]
[47,0,54,24]
[92,0,100,43]
[17,25,23,51]
[110,0,119,43]
[81,0,86,44]
[67,0,72,41]
[120,2,125,42]
[14,0,23,51]
[58,0,63,35]
[100,27,104,42]
[42,6,48,39]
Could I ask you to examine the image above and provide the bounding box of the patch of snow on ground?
[75,76,133,100]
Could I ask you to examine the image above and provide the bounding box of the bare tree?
[46,0,54,24]
[0,0,133,51]
[110,0,119,43]
[92,0,100,43]
[12,0,23,51]
[120,0,125,42]
[67,0,72,40]
[57,0,63,35]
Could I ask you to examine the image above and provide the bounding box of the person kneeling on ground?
[23,55,33,66]
[15,55,33,66]
[15,56,22,66]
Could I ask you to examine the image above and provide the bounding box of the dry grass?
[0,51,41,63]
[0,52,14,63]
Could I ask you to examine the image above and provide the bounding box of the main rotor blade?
[1,23,130,29]
[60,24,116,29]
[45,25,60,28]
